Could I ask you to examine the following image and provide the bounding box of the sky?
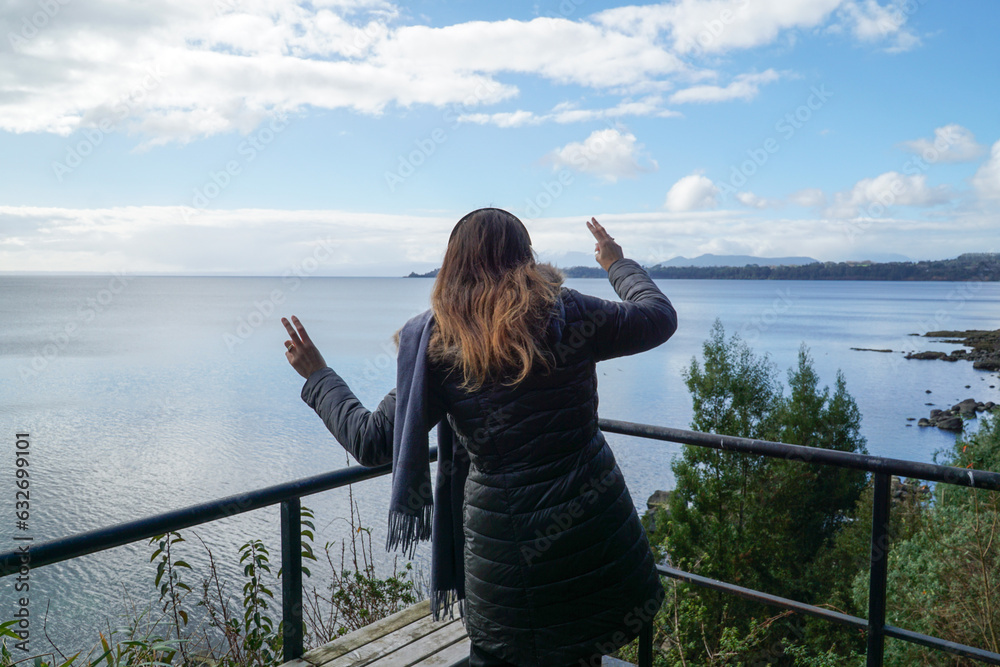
[1,0,998,276]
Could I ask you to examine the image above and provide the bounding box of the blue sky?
[1,0,998,275]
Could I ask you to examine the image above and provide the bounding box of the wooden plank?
[280,660,315,667]
[300,600,432,665]
[323,616,461,667]
[409,637,471,667]
[367,621,469,667]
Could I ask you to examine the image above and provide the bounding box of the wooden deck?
[281,599,471,667]
[280,600,637,667]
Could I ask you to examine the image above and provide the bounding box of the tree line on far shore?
[561,253,1000,281]
[408,253,1000,281]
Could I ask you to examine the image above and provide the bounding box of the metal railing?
[598,419,1000,667]
[3,419,1000,666]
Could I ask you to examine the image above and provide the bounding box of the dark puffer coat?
[302,258,677,666]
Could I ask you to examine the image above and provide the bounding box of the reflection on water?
[1,276,999,654]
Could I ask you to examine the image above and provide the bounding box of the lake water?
[1,275,999,655]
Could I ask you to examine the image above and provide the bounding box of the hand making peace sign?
[281,315,327,379]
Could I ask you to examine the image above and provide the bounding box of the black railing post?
[867,473,891,667]
[638,619,653,667]
[281,497,304,662]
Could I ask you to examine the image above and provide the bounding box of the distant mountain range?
[654,253,820,268]
[537,252,913,269]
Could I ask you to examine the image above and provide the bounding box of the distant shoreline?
[409,253,1000,281]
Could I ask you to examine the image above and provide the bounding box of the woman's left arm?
[283,315,395,467]
[283,316,446,467]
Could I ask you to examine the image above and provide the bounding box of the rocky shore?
[916,398,997,431]
[851,328,1000,431]
[905,329,1000,371]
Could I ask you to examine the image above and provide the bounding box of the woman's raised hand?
[586,217,624,272]
[281,315,327,379]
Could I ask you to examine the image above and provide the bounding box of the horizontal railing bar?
[599,419,1000,490]
[5,417,1000,666]
[0,450,439,577]
[657,564,868,630]
[884,625,1000,665]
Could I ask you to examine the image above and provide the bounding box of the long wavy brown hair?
[428,208,564,391]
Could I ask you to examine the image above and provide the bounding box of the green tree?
[851,411,1000,666]
[656,321,868,665]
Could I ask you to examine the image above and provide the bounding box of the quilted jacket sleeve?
[301,367,396,467]
[300,367,447,467]
[570,257,677,362]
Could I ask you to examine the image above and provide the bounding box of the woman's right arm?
[301,368,395,467]
[570,258,677,361]
[574,218,677,361]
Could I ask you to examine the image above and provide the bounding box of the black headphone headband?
[451,208,528,242]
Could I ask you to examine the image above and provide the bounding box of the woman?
[281,209,677,666]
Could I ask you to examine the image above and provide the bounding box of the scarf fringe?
[386,506,433,559]
[430,588,465,622]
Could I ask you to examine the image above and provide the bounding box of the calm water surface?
[1,275,998,654]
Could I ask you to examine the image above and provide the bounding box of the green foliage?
[1,601,187,667]
[148,531,193,664]
[853,411,1000,666]
[302,491,417,643]
[781,640,864,667]
[2,501,416,667]
[658,321,869,664]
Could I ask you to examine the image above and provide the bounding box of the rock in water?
[936,416,964,431]
[954,399,979,416]
[646,490,671,510]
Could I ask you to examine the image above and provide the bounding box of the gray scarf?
[386,308,470,621]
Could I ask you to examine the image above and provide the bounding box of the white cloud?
[545,128,657,183]
[789,188,827,207]
[900,125,986,164]
[664,172,719,211]
[824,171,952,218]
[0,205,457,275]
[0,1,690,142]
[735,192,781,209]
[3,205,995,274]
[0,0,924,144]
[972,140,1000,201]
[457,96,680,128]
[595,0,843,54]
[669,70,781,104]
[837,0,921,53]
